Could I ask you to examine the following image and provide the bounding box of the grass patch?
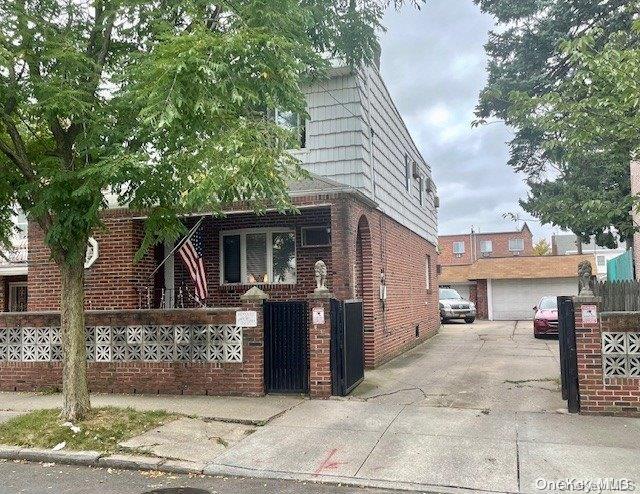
[0,407,177,453]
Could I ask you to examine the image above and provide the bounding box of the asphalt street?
[0,460,403,494]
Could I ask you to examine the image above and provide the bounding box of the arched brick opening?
[355,215,375,366]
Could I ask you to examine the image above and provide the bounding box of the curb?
[0,445,205,475]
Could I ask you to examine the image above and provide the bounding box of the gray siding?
[298,66,438,244]
[294,73,369,190]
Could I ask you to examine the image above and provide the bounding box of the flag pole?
[148,216,205,279]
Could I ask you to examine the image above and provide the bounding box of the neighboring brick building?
[441,251,594,321]
[0,60,440,397]
[439,224,533,266]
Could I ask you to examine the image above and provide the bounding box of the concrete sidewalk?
[0,391,304,425]
[205,400,640,493]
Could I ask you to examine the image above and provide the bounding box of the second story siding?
[293,65,438,246]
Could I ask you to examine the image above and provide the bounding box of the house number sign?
[312,307,325,325]
[236,310,258,328]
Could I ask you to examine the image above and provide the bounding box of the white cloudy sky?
[379,0,558,241]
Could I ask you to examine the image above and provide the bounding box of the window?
[453,241,465,254]
[426,255,431,290]
[509,238,524,252]
[275,109,306,148]
[597,255,606,267]
[8,282,27,312]
[480,240,493,253]
[418,176,424,206]
[221,229,296,285]
[405,154,411,191]
[301,226,331,247]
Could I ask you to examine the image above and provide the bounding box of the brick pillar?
[308,291,332,398]
[573,294,604,415]
[240,287,269,396]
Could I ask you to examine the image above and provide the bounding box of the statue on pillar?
[314,260,328,293]
[578,260,594,296]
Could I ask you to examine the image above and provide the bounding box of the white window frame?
[418,176,424,206]
[301,226,331,248]
[405,154,411,191]
[274,109,306,149]
[480,240,493,253]
[219,228,297,285]
[426,255,431,290]
[597,255,606,267]
[453,241,465,254]
[509,238,525,252]
[8,281,27,312]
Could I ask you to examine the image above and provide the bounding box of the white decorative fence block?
[602,332,640,378]
[0,325,243,364]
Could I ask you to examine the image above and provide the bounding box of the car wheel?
[534,333,542,339]
[464,317,475,324]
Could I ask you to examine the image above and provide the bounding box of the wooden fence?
[594,280,640,311]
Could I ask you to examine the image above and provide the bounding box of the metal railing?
[136,286,207,310]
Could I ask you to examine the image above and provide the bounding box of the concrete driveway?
[207,321,640,492]
[350,320,565,412]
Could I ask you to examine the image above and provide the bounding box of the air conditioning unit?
[424,177,433,193]
[434,196,440,208]
[412,161,420,179]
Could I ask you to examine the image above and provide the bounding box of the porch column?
[164,240,175,308]
[240,287,269,396]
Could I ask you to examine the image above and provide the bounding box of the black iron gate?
[264,300,308,394]
[330,299,365,396]
[557,296,580,413]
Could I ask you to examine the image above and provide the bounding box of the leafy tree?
[0,0,421,420]
[532,239,550,257]
[474,0,639,244]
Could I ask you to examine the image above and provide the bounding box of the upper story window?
[274,109,306,148]
[453,241,465,255]
[480,240,493,254]
[221,229,296,285]
[418,176,424,206]
[405,154,411,191]
[509,238,525,252]
[597,255,606,267]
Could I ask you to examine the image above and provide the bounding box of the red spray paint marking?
[313,448,348,476]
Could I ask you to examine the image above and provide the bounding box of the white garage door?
[490,278,578,321]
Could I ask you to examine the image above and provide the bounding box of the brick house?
[0,62,440,397]
[439,224,533,267]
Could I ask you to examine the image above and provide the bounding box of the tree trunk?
[59,256,91,421]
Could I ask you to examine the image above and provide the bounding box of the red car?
[533,296,559,338]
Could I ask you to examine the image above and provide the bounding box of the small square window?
[509,238,524,252]
[480,240,493,253]
[453,241,465,254]
[597,255,606,267]
[301,226,331,247]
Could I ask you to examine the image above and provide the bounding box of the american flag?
[178,221,208,301]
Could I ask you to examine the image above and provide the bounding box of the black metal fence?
[557,296,580,413]
[330,299,365,396]
[593,280,640,312]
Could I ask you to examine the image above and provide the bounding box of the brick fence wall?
[574,297,640,417]
[0,304,265,396]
